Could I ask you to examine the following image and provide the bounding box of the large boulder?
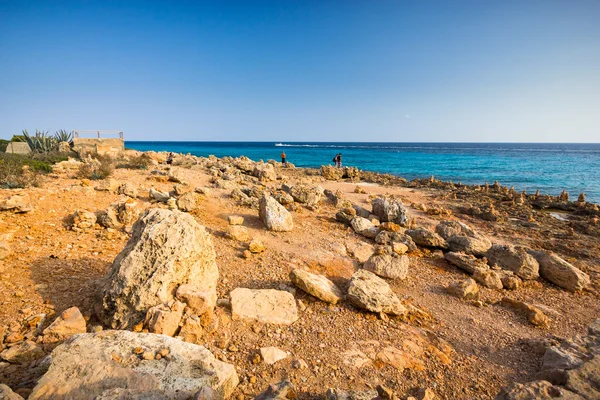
[321,165,344,180]
[28,330,238,400]
[97,209,218,330]
[526,250,590,292]
[436,221,476,240]
[230,288,298,325]
[346,270,406,316]
[406,228,447,249]
[283,184,324,207]
[371,197,410,227]
[444,252,489,275]
[486,245,539,280]
[289,269,343,304]
[363,253,409,280]
[350,217,379,239]
[253,163,277,182]
[447,234,492,257]
[259,195,294,232]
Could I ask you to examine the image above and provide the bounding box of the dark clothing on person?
[166,153,173,165]
[281,152,287,166]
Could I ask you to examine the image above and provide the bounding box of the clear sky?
[1,0,599,142]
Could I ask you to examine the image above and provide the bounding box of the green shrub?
[116,154,153,170]
[78,155,115,180]
[0,139,9,152]
[0,151,73,188]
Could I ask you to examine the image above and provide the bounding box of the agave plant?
[22,129,59,153]
[53,129,73,143]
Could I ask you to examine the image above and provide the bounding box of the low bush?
[78,155,115,180]
[0,139,9,152]
[0,153,66,188]
[116,154,153,170]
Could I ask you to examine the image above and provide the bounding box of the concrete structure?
[72,138,124,158]
[5,142,31,154]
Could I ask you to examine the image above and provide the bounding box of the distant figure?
[280,151,287,166]
[332,153,340,167]
[166,152,174,165]
[338,153,342,168]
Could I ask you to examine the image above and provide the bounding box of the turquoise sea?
[126,142,600,203]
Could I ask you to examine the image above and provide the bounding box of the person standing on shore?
[166,152,174,165]
[333,153,340,167]
[336,153,343,168]
[280,151,287,166]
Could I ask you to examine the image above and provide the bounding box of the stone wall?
[72,138,124,157]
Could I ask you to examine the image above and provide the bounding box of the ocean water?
[125,141,600,203]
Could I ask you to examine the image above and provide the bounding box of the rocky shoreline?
[0,150,598,399]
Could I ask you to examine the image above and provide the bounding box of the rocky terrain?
[0,151,599,399]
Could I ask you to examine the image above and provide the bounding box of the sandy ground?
[1,163,599,399]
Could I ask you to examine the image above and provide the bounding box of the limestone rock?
[371,197,410,226]
[0,193,33,213]
[350,217,379,239]
[41,306,87,344]
[501,298,549,326]
[289,269,343,304]
[283,185,324,207]
[444,252,489,274]
[473,269,503,290]
[230,288,298,325]
[226,225,250,242]
[228,215,244,225]
[248,239,266,253]
[98,207,123,229]
[144,301,186,336]
[349,243,374,263]
[176,284,217,316]
[259,195,293,232]
[149,188,170,203]
[72,209,97,230]
[118,182,138,198]
[325,388,378,400]
[177,192,199,212]
[526,250,590,292]
[260,347,288,365]
[406,228,447,249]
[346,270,406,315]
[564,356,600,399]
[116,199,140,226]
[447,279,479,300]
[363,253,409,280]
[178,315,205,345]
[436,221,476,239]
[255,380,296,400]
[0,384,24,400]
[495,380,584,400]
[253,163,277,182]
[447,234,492,257]
[0,340,44,364]
[487,245,539,280]
[28,330,238,399]
[322,165,344,180]
[168,169,186,183]
[98,208,218,330]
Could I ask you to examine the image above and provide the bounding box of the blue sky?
[1,1,599,142]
